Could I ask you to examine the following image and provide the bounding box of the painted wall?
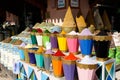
[47,0,90,20]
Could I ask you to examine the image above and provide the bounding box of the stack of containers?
[3,44,9,67]
[66,31,79,55]
[30,32,37,46]
[76,28,97,80]
[35,46,44,69]
[18,42,26,61]
[52,50,65,77]
[24,44,33,63]
[28,47,38,66]
[78,28,93,56]
[50,32,58,51]
[42,30,50,48]
[35,28,43,47]
[62,53,79,80]
[49,25,61,51]
[0,37,12,65]
[57,30,67,52]
[76,56,97,80]
[93,30,112,61]
[43,42,54,73]
[27,21,113,80]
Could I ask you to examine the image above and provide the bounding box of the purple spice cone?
[50,36,58,49]
[63,64,76,80]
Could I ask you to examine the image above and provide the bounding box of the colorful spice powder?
[80,28,93,35]
[44,29,50,33]
[53,31,59,34]
[52,50,65,56]
[20,42,26,47]
[37,46,44,53]
[64,53,78,60]
[60,30,66,34]
[36,28,43,33]
[45,49,54,54]
[32,29,37,32]
[25,44,33,48]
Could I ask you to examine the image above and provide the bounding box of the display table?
[96,59,115,80]
[17,58,115,80]
[0,36,116,80]
[17,61,65,80]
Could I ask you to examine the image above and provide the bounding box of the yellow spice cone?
[76,15,87,32]
[62,6,76,33]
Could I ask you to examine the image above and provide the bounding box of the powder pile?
[52,50,65,56]
[64,53,78,60]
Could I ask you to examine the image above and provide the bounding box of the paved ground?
[0,64,17,80]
